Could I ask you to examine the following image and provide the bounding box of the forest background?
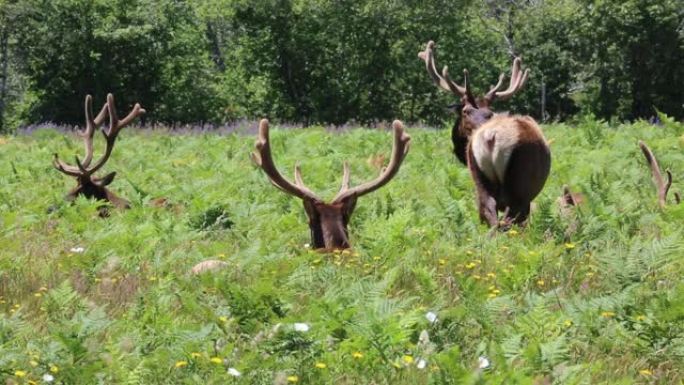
[0,0,682,132]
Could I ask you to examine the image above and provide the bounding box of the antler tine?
[442,67,476,106]
[85,93,145,176]
[338,161,351,195]
[52,153,82,176]
[79,96,109,168]
[294,162,320,199]
[332,120,411,203]
[103,93,146,139]
[638,140,673,208]
[492,57,529,101]
[484,73,506,101]
[418,41,467,97]
[252,119,322,202]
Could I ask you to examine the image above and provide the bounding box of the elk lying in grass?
[638,140,680,207]
[53,94,145,214]
[252,119,411,250]
[418,41,550,228]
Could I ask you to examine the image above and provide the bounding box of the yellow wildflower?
[15,370,27,377]
[175,360,188,368]
[30,360,38,367]
[403,355,414,364]
[486,272,496,278]
[507,229,518,236]
[564,243,575,250]
[635,315,646,321]
[601,311,616,318]
[219,316,228,323]
[352,351,364,359]
[191,352,202,359]
[537,279,545,287]
[639,369,653,376]
[287,375,299,383]
[34,293,43,297]
[50,365,59,373]
[563,320,573,327]
[315,362,327,369]
[438,258,446,266]
[465,262,477,269]
[210,357,223,364]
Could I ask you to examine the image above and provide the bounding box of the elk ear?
[97,171,117,186]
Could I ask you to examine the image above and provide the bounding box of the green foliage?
[1,0,683,131]
[1,120,684,383]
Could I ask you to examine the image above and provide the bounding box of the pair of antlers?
[53,94,145,178]
[418,40,529,104]
[251,119,411,204]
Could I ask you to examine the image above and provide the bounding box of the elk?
[418,40,550,228]
[251,119,411,250]
[53,94,145,213]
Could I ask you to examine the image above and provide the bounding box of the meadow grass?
[0,118,683,384]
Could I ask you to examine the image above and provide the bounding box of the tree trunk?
[205,21,225,72]
[0,24,8,132]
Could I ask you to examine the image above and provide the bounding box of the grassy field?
[1,117,683,384]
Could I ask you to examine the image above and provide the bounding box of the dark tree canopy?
[0,0,682,131]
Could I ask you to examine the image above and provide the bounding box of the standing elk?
[53,93,145,214]
[418,41,550,228]
[251,119,411,250]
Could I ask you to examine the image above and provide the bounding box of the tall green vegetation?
[0,0,682,131]
[1,119,683,383]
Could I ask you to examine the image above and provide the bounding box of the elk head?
[53,94,145,214]
[418,41,549,228]
[418,40,529,164]
[251,119,411,250]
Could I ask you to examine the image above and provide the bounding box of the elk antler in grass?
[638,140,680,208]
[252,119,410,250]
[53,93,145,214]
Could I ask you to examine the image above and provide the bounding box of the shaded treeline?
[0,0,682,131]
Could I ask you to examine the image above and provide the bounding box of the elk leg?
[507,203,531,226]
[467,148,499,227]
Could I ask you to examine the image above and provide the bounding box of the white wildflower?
[227,367,241,377]
[293,323,310,332]
[43,373,55,382]
[70,246,85,253]
[478,356,491,369]
[416,358,427,369]
[425,311,438,324]
[304,243,311,248]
